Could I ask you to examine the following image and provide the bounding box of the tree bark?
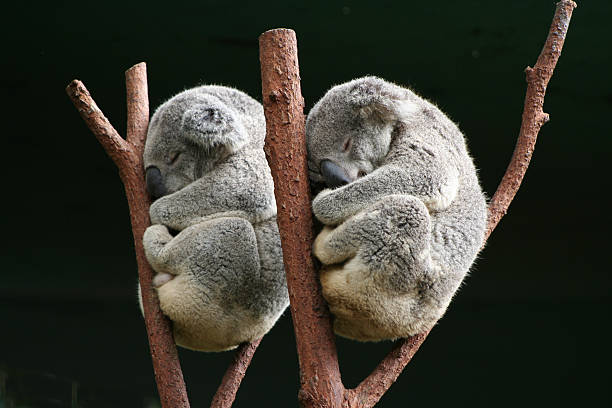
[485,0,578,240]
[66,0,577,404]
[258,1,577,407]
[66,63,190,408]
[210,339,262,408]
[344,331,429,408]
[259,29,344,408]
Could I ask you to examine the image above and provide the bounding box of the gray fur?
[306,77,487,341]
[140,85,288,351]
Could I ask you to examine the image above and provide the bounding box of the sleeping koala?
[141,85,288,351]
[306,77,487,342]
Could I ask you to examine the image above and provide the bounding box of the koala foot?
[153,272,175,288]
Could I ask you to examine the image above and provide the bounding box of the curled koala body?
[307,77,487,341]
[140,85,288,351]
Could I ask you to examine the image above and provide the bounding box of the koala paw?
[152,272,174,288]
[422,167,459,212]
[313,226,336,264]
[311,189,339,225]
[149,199,171,227]
[143,224,173,265]
[144,224,172,243]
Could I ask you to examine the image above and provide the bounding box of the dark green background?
[1,0,610,406]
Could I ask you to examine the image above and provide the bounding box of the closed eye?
[342,138,352,152]
[168,151,181,165]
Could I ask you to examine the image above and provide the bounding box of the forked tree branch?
[67,63,264,408]
[67,0,576,404]
[66,63,190,408]
[259,1,577,407]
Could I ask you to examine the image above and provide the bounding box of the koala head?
[144,88,250,200]
[306,76,420,190]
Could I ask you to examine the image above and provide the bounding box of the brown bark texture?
[67,63,264,408]
[344,331,429,408]
[259,1,577,407]
[66,63,190,408]
[259,29,344,408]
[210,338,262,408]
[485,0,577,240]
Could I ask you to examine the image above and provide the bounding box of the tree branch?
[66,80,130,165]
[210,339,262,408]
[344,331,429,408]
[66,63,190,408]
[125,64,149,152]
[259,29,344,408]
[485,0,577,240]
[346,2,578,407]
[259,1,577,407]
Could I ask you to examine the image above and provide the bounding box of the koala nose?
[320,160,351,188]
[146,166,168,200]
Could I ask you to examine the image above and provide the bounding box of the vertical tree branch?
[65,0,576,404]
[126,64,149,152]
[259,1,577,407]
[66,63,190,408]
[259,29,344,408]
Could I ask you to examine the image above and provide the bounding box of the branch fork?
[67,64,261,408]
[259,1,577,407]
[66,1,576,406]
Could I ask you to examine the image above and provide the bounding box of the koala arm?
[312,158,458,226]
[150,160,274,231]
[143,224,177,274]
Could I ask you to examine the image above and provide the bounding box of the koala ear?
[181,104,248,154]
[347,77,418,122]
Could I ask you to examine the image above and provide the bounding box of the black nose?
[146,166,167,200]
[320,160,351,188]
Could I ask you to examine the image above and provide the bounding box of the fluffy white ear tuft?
[181,104,248,154]
[349,76,419,122]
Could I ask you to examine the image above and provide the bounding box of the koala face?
[144,90,248,200]
[306,77,419,190]
[306,100,388,190]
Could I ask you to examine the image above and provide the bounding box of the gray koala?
[141,85,288,351]
[306,77,487,342]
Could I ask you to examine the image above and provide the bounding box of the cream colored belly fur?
[156,273,276,352]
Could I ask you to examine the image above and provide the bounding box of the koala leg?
[152,217,269,351]
[315,194,438,341]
